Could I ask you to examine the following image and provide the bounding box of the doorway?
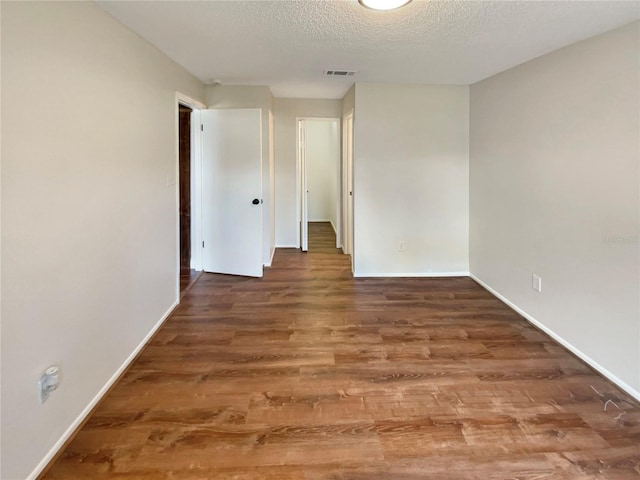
[178,104,192,275]
[175,93,206,298]
[178,103,199,295]
[297,118,341,253]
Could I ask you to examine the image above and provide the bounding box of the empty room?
[1,1,639,479]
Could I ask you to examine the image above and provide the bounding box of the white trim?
[342,110,354,265]
[176,92,206,110]
[264,247,276,267]
[296,118,305,250]
[470,274,640,402]
[354,271,470,278]
[27,300,179,480]
[275,244,299,249]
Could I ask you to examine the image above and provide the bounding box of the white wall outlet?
[398,241,405,252]
[532,274,542,293]
[39,366,60,404]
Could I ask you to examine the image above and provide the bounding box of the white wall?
[353,83,469,277]
[1,3,205,479]
[470,21,640,396]
[304,120,340,232]
[274,98,343,247]
[205,85,275,265]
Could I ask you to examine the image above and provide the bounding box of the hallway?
[43,225,640,479]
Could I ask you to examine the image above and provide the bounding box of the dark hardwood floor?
[180,269,202,299]
[43,222,640,479]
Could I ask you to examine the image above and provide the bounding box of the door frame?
[342,109,354,265]
[296,117,342,250]
[174,92,206,299]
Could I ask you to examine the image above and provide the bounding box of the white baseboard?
[275,244,298,249]
[470,274,640,402]
[354,271,470,278]
[28,300,179,480]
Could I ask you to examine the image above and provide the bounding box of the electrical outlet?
[398,241,405,252]
[532,274,542,293]
[39,366,60,404]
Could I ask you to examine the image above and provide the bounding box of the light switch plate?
[532,274,542,293]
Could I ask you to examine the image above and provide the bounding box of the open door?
[343,111,354,258]
[298,119,308,252]
[201,108,263,277]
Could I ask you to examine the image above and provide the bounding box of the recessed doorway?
[297,117,342,253]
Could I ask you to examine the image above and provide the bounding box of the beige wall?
[353,83,470,276]
[273,98,343,246]
[3,6,637,479]
[470,21,640,395]
[205,85,275,265]
[342,84,355,117]
[1,2,205,479]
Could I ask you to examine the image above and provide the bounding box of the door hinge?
[201,124,203,132]
[202,241,205,248]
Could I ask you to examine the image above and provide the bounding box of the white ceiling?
[96,0,640,99]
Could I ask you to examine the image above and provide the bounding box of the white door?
[343,112,354,257]
[347,114,354,256]
[299,119,308,251]
[201,108,263,277]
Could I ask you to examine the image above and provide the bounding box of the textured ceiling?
[96,0,640,99]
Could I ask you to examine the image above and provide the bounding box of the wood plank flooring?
[180,269,202,299]
[43,222,640,479]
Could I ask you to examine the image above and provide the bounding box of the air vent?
[325,70,357,77]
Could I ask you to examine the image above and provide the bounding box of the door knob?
[252,199,260,205]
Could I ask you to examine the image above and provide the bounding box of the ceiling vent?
[325,70,357,77]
